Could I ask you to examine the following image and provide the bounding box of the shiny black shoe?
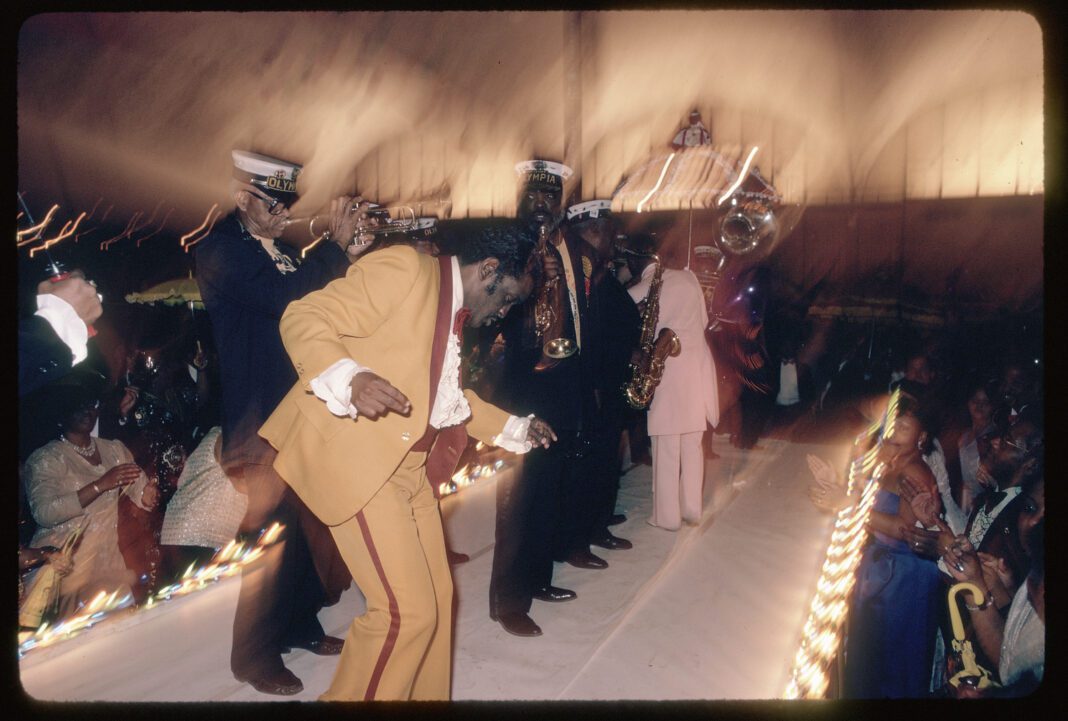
[565,549,608,570]
[532,585,577,602]
[236,667,304,696]
[280,635,344,655]
[590,532,633,551]
[491,611,543,637]
[607,513,627,526]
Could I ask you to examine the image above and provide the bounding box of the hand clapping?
[941,534,983,581]
[898,473,940,528]
[806,454,848,511]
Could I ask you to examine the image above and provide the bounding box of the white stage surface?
[19,435,845,701]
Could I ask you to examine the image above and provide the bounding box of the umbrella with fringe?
[125,275,202,309]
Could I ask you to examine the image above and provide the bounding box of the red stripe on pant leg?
[356,510,401,701]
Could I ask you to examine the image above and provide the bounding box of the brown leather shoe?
[493,611,543,637]
[590,532,633,551]
[281,635,344,656]
[238,667,303,696]
[565,549,608,570]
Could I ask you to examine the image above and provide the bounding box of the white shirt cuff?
[493,414,534,454]
[35,293,89,365]
[309,358,372,419]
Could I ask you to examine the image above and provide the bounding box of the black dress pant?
[736,384,773,448]
[552,433,597,561]
[231,473,327,680]
[588,413,627,535]
[490,431,584,617]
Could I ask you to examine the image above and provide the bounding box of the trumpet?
[285,203,419,244]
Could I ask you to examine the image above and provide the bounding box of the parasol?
[612,144,751,214]
[125,276,203,309]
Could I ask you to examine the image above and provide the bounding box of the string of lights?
[783,389,902,699]
[18,522,286,659]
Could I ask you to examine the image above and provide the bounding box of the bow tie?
[983,489,1007,511]
[453,308,471,335]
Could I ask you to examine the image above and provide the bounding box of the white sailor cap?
[515,159,573,190]
[231,150,302,201]
[566,199,613,222]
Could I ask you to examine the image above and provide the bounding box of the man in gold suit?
[260,219,556,700]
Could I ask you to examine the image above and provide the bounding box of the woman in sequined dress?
[159,426,249,581]
[23,385,159,619]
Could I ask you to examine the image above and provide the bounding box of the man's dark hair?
[451,218,537,280]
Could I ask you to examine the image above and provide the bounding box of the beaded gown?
[24,438,153,618]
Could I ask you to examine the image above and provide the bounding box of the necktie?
[453,308,471,335]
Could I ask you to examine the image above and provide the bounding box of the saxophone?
[533,223,577,370]
[623,253,681,409]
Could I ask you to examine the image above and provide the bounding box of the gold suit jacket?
[259,246,511,526]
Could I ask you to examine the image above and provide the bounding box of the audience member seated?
[159,426,249,582]
[890,350,935,396]
[901,408,1042,692]
[940,458,1043,697]
[992,358,1040,429]
[23,383,159,619]
[954,380,998,519]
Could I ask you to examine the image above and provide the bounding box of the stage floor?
[18,434,845,701]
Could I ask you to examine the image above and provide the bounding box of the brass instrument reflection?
[532,223,577,371]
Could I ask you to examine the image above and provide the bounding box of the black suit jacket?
[498,234,599,432]
[194,212,349,467]
[589,270,641,420]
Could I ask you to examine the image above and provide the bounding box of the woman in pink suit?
[625,235,720,530]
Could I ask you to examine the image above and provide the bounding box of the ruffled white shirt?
[310,256,532,453]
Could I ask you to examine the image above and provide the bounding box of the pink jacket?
[629,266,720,435]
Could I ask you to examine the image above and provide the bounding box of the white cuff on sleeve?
[493,414,534,454]
[36,293,89,365]
[309,359,372,420]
